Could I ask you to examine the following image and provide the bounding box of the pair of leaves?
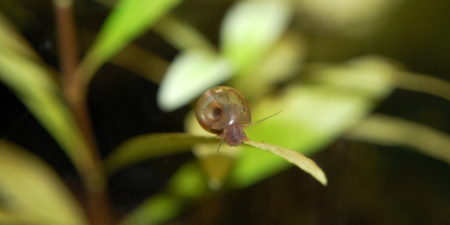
[0,0,184,223]
[0,14,90,177]
[157,0,292,111]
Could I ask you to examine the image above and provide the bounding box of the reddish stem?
[54,2,113,225]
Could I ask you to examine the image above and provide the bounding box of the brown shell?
[195,86,251,146]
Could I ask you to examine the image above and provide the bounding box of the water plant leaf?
[80,0,182,83]
[157,49,232,111]
[348,114,450,164]
[184,112,240,190]
[118,162,207,225]
[0,13,40,61]
[391,71,450,101]
[227,85,371,187]
[303,56,395,99]
[106,133,218,173]
[153,15,215,52]
[0,45,90,176]
[0,141,88,225]
[244,140,327,185]
[221,0,291,75]
[228,58,397,187]
[232,33,307,98]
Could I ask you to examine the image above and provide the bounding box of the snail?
[195,86,251,146]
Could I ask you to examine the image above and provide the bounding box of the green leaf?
[0,13,40,61]
[157,50,233,111]
[244,140,327,185]
[0,141,88,225]
[391,71,450,101]
[232,33,307,98]
[184,57,396,188]
[221,0,291,75]
[0,43,90,177]
[304,56,395,99]
[80,0,182,83]
[228,85,372,187]
[348,114,450,164]
[106,133,218,173]
[184,111,240,190]
[153,15,215,51]
[118,162,207,225]
[119,194,182,225]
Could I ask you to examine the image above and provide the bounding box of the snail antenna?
[250,110,282,126]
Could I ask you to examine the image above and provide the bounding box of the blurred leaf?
[154,15,215,51]
[233,32,307,98]
[228,85,369,187]
[244,140,327,185]
[304,56,395,99]
[119,162,208,225]
[0,13,40,61]
[0,141,88,225]
[119,194,182,225]
[80,0,182,84]
[111,43,169,83]
[106,133,218,173]
[392,71,450,101]
[348,114,450,164]
[185,112,240,190]
[228,58,396,187]
[157,50,232,111]
[0,44,90,177]
[221,0,291,75]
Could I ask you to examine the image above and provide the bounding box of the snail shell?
[195,86,251,146]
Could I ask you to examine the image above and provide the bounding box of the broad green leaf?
[228,85,372,187]
[221,0,291,75]
[348,114,450,164]
[80,0,182,84]
[304,56,395,99]
[0,46,91,179]
[106,133,218,173]
[157,50,233,111]
[244,140,327,185]
[0,141,88,225]
[119,162,207,225]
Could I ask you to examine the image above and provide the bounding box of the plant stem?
[54,1,113,225]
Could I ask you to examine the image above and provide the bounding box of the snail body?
[195,86,251,146]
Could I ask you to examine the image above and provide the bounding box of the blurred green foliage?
[0,0,449,225]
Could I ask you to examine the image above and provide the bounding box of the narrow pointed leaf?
[80,0,182,83]
[106,133,218,173]
[348,114,450,164]
[244,140,327,185]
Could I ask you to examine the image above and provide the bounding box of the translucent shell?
[195,86,251,146]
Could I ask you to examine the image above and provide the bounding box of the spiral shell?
[195,86,251,146]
